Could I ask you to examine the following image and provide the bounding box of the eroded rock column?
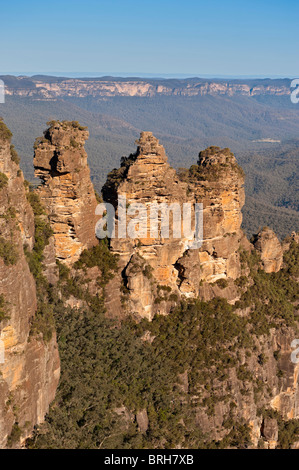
[34,121,99,265]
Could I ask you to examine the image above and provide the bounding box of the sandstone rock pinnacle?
[34,120,99,265]
[103,133,246,319]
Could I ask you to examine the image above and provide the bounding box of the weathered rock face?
[191,325,299,448]
[177,146,246,300]
[34,121,99,265]
[103,132,191,319]
[261,417,278,443]
[253,227,283,273]
[103,133,246,319]
[136,409,149,433]
[0,120,60,447]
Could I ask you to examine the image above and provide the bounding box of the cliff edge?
[0,119,60,448]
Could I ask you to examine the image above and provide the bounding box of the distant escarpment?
[0,119,59,448]
[2,76,292,99]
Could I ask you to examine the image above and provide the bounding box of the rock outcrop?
[103,133,246,319]
[1,118,297,450]
[253,227,283,273]
[0,119,60,447]
[34,121,99,266]
[176,145,246,299]
[191,325,299,448]
[103,132,191,319]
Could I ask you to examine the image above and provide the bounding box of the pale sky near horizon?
[1,0,299,77]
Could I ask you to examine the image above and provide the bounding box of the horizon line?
[0,72,296,80]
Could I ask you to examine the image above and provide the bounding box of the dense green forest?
[26,233,299,449]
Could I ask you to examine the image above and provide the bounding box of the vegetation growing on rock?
[0,118,298,450]
[25,190,53,281]
[0,294,9,321]
[0,237,18,265]
[0,172,8,190]
[0,118,12,142]
[27,240,299,449]
[10,144,20,164]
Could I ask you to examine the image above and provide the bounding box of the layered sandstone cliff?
[34,121,99,266]
[102,133,246,319]
[0,119,60,448]
[176,145,248,300]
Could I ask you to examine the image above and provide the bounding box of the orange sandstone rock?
[34,121,99,266]
[103,134,246,319]
[253,227,283,273]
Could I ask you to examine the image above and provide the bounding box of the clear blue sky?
[1,0,298,77]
